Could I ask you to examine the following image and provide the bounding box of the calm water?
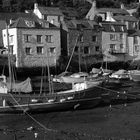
[0,80,140,140]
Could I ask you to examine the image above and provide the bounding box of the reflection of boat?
[0,25,103,114]
[130,70,140,82]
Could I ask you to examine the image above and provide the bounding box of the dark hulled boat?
[0,80,103,114]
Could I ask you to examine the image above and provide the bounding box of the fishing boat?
[0,23,104,114]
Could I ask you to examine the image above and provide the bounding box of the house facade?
[128,31,140,61]
[65,19,102,65]
[2,17,61,68]
[101,22,128,62]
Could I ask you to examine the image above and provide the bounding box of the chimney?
[92,0,96,9]
[121,3,125,9]
[106,12,115,22]
[34,3,38,9]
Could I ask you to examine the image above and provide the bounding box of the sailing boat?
[0,22,104,114]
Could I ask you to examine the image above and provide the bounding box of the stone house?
[65,19,102,65]
[0,13,37,54]
[2,17,61,68]
[101,22,128,62]
[128,31,140,61]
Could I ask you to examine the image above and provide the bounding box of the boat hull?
[0,85,103,114]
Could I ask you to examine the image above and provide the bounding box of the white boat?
[59,72,89,84]
[109,69,130,80]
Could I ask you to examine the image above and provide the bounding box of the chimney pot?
[34,3,38,9]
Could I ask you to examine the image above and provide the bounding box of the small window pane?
[25,47,31,55]
[37,46,43,54]
[37,35,42,43]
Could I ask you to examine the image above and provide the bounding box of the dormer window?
[111,25,115,31]
[25,20,35,27]
[121,26,124,32]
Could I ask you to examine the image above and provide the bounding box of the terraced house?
[65,19,102,65]
[2,17,61,67]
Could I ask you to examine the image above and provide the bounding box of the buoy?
[34,132,38,138]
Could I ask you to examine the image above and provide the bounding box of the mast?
[6,21,12,92]
[46,46,53,94]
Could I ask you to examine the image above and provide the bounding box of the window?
[36,35,42,43]
[95,46,100,52]
[74,46,79,53]
[49,47,56,55]
[135,45,139,52]
[79,34,83,42]
[92,36,97,42]
[46,35,52,43]
[25,20,35,27]
[120,34,123,40]
[120,44,124,49]
[25,47,31,55]
[37,46,43,54]
[111,25,115,31]
[121,26,124,32]
[9,45,13,54]
[9,35,14,44]
[110,44,116,51]
[24,34,31,42]
[84,46,90,54]
[110,34,117,41]
[134,36,138,44]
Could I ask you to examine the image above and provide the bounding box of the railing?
[109,49,127,54]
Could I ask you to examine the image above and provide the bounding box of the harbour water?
[0,81,140,139]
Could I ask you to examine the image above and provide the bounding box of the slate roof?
[101,22,127,32]
[61,7,79,19]
[129,30,140,37]
[113,15,138,22]
[9,17,57,29]
[38,6,63,16]
[0,12,37,22]
[65,19,99,29]
[97,8,129,15]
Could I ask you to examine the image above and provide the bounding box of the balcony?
[109,49,127,54]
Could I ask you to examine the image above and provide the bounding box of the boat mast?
[46,46,53,94]
[6,21,12,92]
[78,31,82,72]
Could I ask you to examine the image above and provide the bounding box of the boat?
[0,25,104,114]
[129,70,140,82]
[109,69,130,83]
[55,72,89,84]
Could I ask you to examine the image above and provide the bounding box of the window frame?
[25,47,31,55]
[36,46,43,55]
[36,35,42,44]
[46,35,53,43]
[24,34,31,43]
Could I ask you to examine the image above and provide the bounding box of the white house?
[2,17,61,68]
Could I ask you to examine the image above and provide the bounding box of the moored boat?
[0,79,103,114]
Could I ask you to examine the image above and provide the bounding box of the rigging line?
[8,93,57,133]
[65,33,80,72]
[94,83,139,99]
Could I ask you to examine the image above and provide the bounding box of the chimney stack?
[121,3,125,9]
[34,3,38,9]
